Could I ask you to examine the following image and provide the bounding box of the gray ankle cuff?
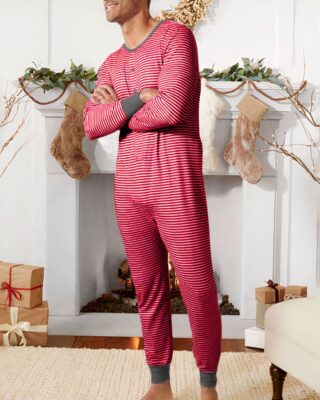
[149,364,170,383]
[200,371,217,387]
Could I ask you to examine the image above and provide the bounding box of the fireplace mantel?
[29,80,312,338]
[31,80,306,176]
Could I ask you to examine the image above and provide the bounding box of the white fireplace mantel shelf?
[27,80,314,338]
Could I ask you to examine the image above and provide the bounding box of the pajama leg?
[114,192,173,382]
[153,184,222,385]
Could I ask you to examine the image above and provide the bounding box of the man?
[83,1,222,399]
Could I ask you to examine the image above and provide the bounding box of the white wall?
[0,0,319,307]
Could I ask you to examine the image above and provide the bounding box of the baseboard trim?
[48,313,254,339]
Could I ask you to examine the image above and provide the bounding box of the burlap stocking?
[223,113,263,183]
[224,92,268,183]
[51,90,90,179]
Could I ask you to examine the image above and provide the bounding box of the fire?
[168,252,179,290]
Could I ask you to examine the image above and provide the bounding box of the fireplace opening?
[80,252,239,315]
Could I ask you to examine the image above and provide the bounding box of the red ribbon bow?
[0,281,23,305]
[0,263,43,307]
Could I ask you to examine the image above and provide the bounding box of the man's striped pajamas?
[83,19,222,388]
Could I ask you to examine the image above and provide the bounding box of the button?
[130,66,135,72]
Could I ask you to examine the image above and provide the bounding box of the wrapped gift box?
[0,261,44,308]
[255,284,285,304]
[0,300,48,346]
[284,285,307,298]
[256,302,273,329]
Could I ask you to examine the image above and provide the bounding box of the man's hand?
[139,88,159,103]
[90,85,119,105]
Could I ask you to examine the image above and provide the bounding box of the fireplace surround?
[30,80,312,338]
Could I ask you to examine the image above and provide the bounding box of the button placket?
[128,53,138,94]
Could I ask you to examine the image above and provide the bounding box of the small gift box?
[0,261,44,308]
[256,302,273,329]
[284,285,307,298]
[0,300,48,346]
[255,280,285,304]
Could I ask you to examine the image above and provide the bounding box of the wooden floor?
[47,336,263,353]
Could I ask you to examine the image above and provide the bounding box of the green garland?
[21,59,97,93]
[200,57,286,89]
[20,57,285,94]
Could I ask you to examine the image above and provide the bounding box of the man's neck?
[120,12,158,49]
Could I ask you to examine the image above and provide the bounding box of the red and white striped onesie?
[83,19,222,386]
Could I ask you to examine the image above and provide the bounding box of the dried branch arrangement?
[258,75,320,183]
[155,0,213,29]
[0,85,33,177]
[257,70,320,183]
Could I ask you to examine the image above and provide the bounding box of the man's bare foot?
[200,385,218,400]
[141,379,173,400]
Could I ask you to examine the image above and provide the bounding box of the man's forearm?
[83,92,144,140]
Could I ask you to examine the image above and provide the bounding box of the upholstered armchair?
[264,292,320,400]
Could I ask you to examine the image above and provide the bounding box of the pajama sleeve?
[128,23,200,132]
[83,56,144,140]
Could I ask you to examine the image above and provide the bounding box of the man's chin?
[106,15,119,22]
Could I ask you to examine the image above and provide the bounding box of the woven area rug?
[0,347,319,400]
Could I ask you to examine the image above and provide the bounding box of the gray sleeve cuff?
[120,92,144,118]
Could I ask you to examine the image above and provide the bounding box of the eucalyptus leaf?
[56,80,65,89]
[241,57,251,66]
